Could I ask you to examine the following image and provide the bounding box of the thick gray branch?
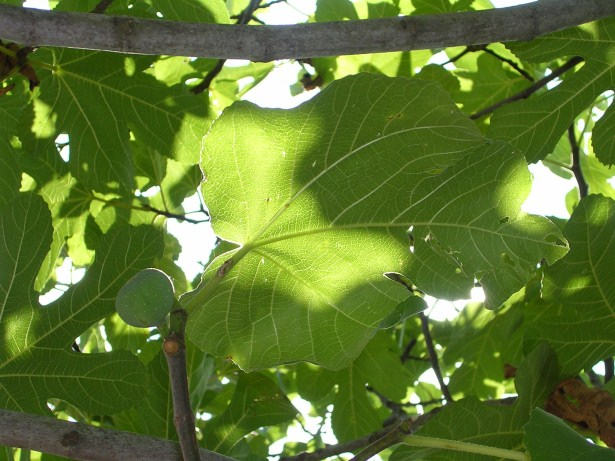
[0,0,614,61]
[0,408,233,461]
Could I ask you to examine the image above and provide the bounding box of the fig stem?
[163,309,200,461]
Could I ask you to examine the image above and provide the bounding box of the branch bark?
[0,0,614,61]
[0,408,233,461]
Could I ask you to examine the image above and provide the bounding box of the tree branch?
[568,125,588,198]
[0,408,233,461]
[470,56,583,120]
[419,312,453,403]
[164,309,200,461]
[0,1,613,61]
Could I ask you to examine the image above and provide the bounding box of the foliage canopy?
[1,0,615,460]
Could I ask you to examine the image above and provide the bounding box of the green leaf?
[443,304,523,399]
[0,195,165,414]
[524,409,615,460]
[185,74,567,371]
[355,332,411,401]
[390,397,524,460]
[296,362,337,402]
[0,141,20,207]
[21,48,210,191]
[379,295,426,329]
[514,342,561,416]
[0,194,53,319]
[151,0,230,24]
[455,53,527,117]
[315,0,359,21]
[0,84,26,207]
[593,101,615,166]
[331,365,381,443]
[112,351,175,439]
[526,195,615,375]
[489,18,615,163]
[412,0,474,14]
[406,140,568,308]
[204,372,297,453]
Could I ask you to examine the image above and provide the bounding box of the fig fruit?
[115,268,175,328]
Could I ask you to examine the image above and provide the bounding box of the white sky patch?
[491,0,536,6]
[166,194,217,281]
[523,162,575,218]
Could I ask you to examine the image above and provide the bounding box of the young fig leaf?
[115,268,175,328]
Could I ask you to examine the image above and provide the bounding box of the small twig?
[482,46,534,81]
[605,359,614,383]
[279,416,426,461]
[350,419,416,461]
[87,193,209,224]
[419,312,453,403]
[470,56,583,119]
[141,204,209,224]
[164,309,200,461]
[568,125,588,198]
[191,0,261,94]
[258,0,288,9]
[443,44,485,65]
[91,0,114,14]
[400,338,417,363]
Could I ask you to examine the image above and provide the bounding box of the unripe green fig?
[115,268,175,328]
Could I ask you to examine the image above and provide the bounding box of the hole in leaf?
[501,252,515,266]
[544,233,568,247]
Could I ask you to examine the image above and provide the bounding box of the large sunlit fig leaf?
[20,48,210,192]
[489,18,615,163]
[526,195,615,375]
[407,140,568,307]
[524,409,615,460]
[0,194,165,414]
[186,73,567,371]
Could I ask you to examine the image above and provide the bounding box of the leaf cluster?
[1,0,615,460]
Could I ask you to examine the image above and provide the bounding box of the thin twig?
[164,309,200,461]
[258,0,288,9]
[605,359,614,383]
[191,0,261,94]
[87,193,209,224]
[141,204,209,224]
[443,44,485,65]
[568,125,588,198]
[419,312,453,403]
[400,338,417,363]
[91,0,114,14]
[350,420,415,461]
[279,414,434,461]
[482,46,534,81]
[470,56,583,120]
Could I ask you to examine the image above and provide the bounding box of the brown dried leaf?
[546,378,615,447]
